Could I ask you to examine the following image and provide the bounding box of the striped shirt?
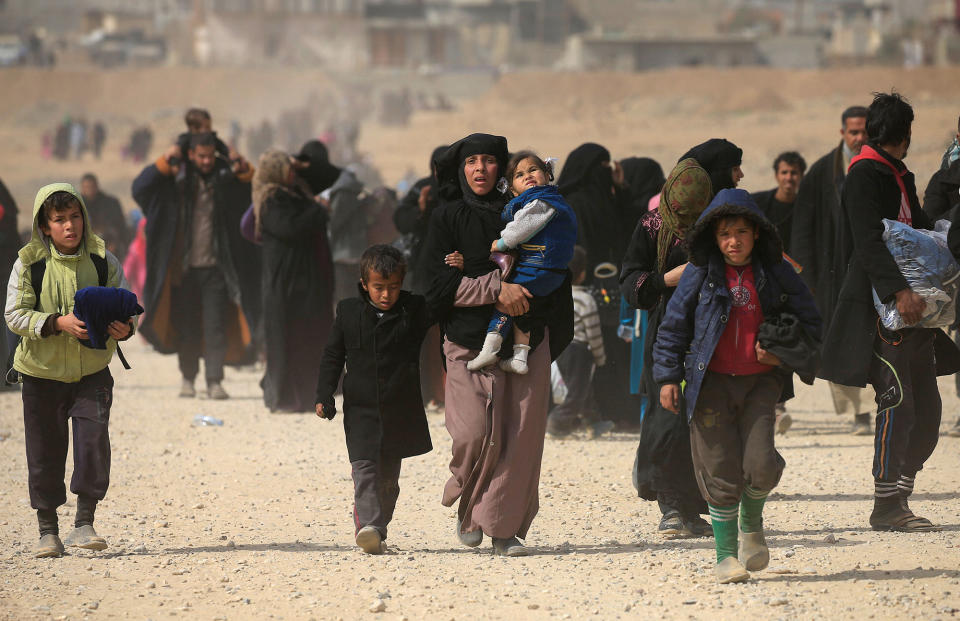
[571,285,605,366]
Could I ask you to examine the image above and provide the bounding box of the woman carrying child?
[466,151,577,374]
[420,134,573,557]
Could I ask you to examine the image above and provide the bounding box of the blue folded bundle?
[73,286,144,349]
[874,219,960,330]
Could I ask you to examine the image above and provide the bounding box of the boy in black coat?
[315,244,433,554]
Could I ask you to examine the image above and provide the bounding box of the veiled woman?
[420,133,573,556]
[254,149,334,412]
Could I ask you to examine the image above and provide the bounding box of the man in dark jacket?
[80,173,130,261]
[791,105,876,435]
[925,115,960,438]
[750,151,805,254]
[822,92,960,532]
[131,132,260,400]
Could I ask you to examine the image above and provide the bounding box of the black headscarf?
[428,144,447,181]
[557,143,622,280]
[295,140,341,195]
[434,133,509,209]
[619,156,665,214]
[679,138,742,197]
[557,143,611,194]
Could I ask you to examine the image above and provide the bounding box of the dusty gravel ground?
[0,338,958,620]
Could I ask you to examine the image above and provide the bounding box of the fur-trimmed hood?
[686,188,782,267]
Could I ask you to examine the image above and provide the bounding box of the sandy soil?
[0,338,958,621]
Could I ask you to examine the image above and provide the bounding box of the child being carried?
[466,150,578,374]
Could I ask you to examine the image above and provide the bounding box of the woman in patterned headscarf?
[255,149,335,413]
[619,154,716,538]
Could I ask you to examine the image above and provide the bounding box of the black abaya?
[258,187,334,412]
[620,210,707,517]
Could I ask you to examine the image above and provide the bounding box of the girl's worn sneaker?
[63,525,107,551]
[716,557,750,584]
[34,534,64,558]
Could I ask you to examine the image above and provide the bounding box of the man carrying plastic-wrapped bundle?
[821,92,960,533]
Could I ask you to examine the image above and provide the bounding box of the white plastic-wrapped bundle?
[873,219,960,330]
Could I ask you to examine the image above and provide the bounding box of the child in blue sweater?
[467,151,577,374]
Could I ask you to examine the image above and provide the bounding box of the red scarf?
[848,144,912,226]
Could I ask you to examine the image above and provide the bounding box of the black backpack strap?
[90,252,108,286]
[30,260,45,306]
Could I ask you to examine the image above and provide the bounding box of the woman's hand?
[495,282,532,316]
[660,384,680,413]
[107,320,132,341]
[755,342,781,366]
[56,313,88,339]
[445,251,464,271]
[663,262,688,288]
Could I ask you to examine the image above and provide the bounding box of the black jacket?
[923,159,960,223]
[750,188,794,254]
[131,158,261,360]
[315,290,433,462]
[790,144,847,335]
[85,191,131,260]
[393,175,437,294]
[0,176,18,286]
[821,142,960,386]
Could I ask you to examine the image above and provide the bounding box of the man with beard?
[132,132,260,400]
[821,92,960,532]
[791,105,876,435]
[750,151,806,254]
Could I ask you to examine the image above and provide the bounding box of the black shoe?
[870,495,937,532]
[683,514,714,538]
[658,512,686,535]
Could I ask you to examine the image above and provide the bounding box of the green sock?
[739,485,769,533]
[708,503,739,563]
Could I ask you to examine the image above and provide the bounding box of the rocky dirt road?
[1,339,959,620]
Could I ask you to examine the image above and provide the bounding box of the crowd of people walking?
[3,93,960,583]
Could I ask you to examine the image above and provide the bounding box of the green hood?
[20,182,104,266]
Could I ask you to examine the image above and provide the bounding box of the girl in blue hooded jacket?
[467,151,577,374]
[653,189,821,584]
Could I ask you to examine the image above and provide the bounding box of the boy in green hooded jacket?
[5,183,136,558]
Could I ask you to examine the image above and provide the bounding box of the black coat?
[0,176,19,286]
[790,144,847,336]
[923,159,960,223]
[393,175,438,294]
[821,143,960,386]
[85,191,131,261]
[259,186,334,411]
[131,158,261,361]
[751,188,794,254]
[315,291,433,462]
